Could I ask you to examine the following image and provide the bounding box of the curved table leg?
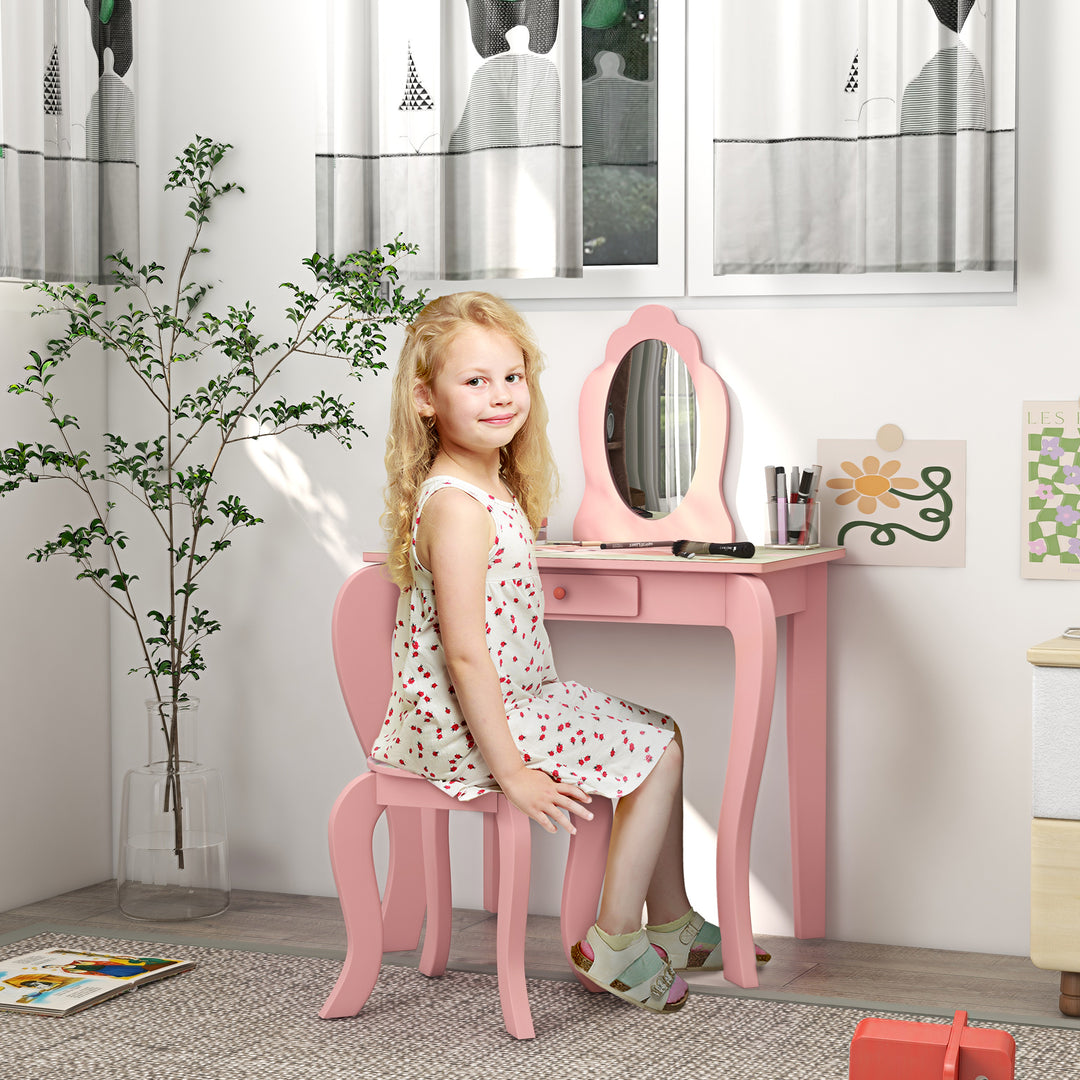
[717,573,777,988]
[320,773,385,1018]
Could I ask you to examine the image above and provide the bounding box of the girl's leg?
[583,723,767,986]
[596,727,690,935]
[644,772,693,925]
[574,731,690,1014]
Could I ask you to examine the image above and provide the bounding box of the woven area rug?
[2,930,1079,1080]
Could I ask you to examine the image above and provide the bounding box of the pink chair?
[319,562,613,1039]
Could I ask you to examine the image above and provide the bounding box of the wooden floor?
[1,881,1074,1028]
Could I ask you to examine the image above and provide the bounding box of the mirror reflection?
[604,339,699,519]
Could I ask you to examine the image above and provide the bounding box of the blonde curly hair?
[382,292,559,588]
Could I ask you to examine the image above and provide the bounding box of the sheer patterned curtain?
[0,0,138,282]
[317,1,583,281]
[712,0,1015,276]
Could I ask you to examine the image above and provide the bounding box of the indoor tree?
[0,136,427,866]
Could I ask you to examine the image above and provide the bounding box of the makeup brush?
[672,540,756,559]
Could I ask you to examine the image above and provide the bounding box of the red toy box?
[849,1010,1015,1080]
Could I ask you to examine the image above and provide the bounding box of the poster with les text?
[1023,401,1080,580]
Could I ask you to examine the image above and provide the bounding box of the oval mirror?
[604,339,699,519]
[574,305,734,544]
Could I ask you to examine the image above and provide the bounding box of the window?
[685,0,1016,298]
[581,1,658,268]
[421,0,685,300]
[415,1,1014,302]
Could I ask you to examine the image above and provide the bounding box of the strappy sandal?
[645,910,772,971]
[571,925,689,1014]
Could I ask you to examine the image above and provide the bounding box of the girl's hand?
[500,767,594,835]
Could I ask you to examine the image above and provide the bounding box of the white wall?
[8,1,1077,957]
[0,286,112,909]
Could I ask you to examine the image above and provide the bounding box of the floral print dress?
[370,475,675,802]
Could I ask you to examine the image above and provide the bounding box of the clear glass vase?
[117,697,230,920]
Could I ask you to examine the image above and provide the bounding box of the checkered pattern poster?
[1023,401,1080,580]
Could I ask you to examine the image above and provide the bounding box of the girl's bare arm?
[419,489,593,834]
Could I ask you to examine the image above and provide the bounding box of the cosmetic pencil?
[765,466,778,544]
[804,464,823,544]
[598,540,674,550]
[776,467,788,544]
[541,540,604,546]
[788,464,803,542]
[795,468,814,544]
[540,540,674,550]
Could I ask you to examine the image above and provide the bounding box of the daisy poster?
[816,439,966,567]
[1022,401,1080,580]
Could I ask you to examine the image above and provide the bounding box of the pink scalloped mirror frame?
[572,305,734,543]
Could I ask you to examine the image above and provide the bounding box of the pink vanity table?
[535,545,843,988]
[360,542,842,989]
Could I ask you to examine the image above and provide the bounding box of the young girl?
[373,291,767,1015]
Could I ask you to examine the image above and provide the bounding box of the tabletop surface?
[363,546,846,576]
[533,544,845,575]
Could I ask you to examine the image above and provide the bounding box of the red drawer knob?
[552,586,567,600]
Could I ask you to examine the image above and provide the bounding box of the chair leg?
[383,806,427,951]
[561,796,612,993]
[320,774,385,1019]
[482,813,500,913]
[494,799,534,1039]
[419,809,452,977]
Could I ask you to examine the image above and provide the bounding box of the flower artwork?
[1023,402,1080,580]
[816,439,966,566]
[828,457,920,515]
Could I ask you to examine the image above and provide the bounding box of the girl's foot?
[645,910,772,971]
[571,924,689,1014]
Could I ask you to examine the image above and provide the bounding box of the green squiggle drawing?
[837,466,953,547]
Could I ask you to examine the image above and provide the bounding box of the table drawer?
[541,572,639,618]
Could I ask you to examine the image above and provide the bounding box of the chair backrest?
[331,563,401,756]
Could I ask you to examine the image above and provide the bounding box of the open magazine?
[0,947,195,1016]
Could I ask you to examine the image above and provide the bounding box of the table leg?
[717,574,777,988]
[786,562,828,939]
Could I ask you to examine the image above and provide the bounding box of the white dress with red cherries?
[370,475,675,802]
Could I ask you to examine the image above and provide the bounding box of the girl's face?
[415,325,531,459]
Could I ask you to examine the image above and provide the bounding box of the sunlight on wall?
[683,798,789,932]
[682,798,720,923]
[727,378,790,545]
[243,426,365,575]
